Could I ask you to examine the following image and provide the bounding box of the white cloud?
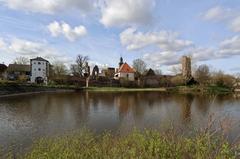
[99,0,155,27]
[143,51,179,66]
[48,21,87,42]
[189,47,216,62]
[0,38,6,49]
[140,34,240,69]
[203,6,240,32]
[120,28,193,51]
[202,6,234,21]
[230,16,240,32]
[219,35,240,57]
[1,0,94,14]
[0,37,73,64]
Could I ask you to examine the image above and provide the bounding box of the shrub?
[21,129,240,159]
[211,71,235,88]
[171,75,185,86]
[119,78,136,88]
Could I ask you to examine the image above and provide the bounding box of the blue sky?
[0,0,240,74]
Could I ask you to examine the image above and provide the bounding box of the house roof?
[7,64,30,72]
[31,57,49,62]
[118,63,135,73]
[143,68,156,76]
[0,64,7,72]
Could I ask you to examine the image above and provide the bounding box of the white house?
[114,62,135,81]
[30,57,50,84]
[234,79,240,92]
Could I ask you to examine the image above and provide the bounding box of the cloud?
[140,34,240,69]
[230,16,240,32]
[0,0,94,14]
[143,51,179,66]
[203,6,240,32]
[47,21,87,42]
[99,0,155,27]
[0,37,73,64]
[120,28,193,51]
[202,6,235,22]
[190,36,240,62]
[189,47,216,62]
[0,38,6,49]
[219,35,240,57]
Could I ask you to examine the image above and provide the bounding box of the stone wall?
[182,56,192,80]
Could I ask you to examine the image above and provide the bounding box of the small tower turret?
[119,57,124,68]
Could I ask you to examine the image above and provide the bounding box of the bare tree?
[211,71,235,88]
[154,69,162,75]
[133,59,147,74]
[171,65,182,75]
[52,61,68,77]
[71,54,89,77]
[13,56,29,65]
[194,64,210,85]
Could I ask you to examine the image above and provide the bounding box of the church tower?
[119,57,124,68]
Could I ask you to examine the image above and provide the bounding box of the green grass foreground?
[16,129,240,159]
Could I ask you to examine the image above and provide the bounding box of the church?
[114,57,135,81]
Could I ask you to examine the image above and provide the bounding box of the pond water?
[0,91,240,154]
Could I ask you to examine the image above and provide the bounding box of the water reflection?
[0,92,240,154]
[179,94,194,123]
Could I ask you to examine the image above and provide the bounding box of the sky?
[0,0,240,74]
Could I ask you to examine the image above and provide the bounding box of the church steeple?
[119,57,124,68]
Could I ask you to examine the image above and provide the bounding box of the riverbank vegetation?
[0,81,234,96]
[11,128,240,159]
[0,80,79,96]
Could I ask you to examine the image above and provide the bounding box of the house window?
[38,62,41,65]
[38,68,41,71]
[34,69,36,71]
[126,74,129,79]
[34,62,36,64]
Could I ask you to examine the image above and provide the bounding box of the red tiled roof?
[118,63,135,73]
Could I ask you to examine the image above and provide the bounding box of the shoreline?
[84,86,233,94]
[0,84,233,97]
[0,89,76,98]
[0,84,80,97]
[84,87,168,92]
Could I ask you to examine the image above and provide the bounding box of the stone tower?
[119,57,124,68]
[182,56,192,80]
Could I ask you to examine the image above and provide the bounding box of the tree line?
[11,55,238,88]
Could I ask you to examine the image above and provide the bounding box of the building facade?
[114,59,135,81]
[30,57,50,84]
[7,64,30,81]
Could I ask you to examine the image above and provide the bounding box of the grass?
[175,85,232,94]
[206,85,232,93]
[7,128,239,159]
[85,85,233,94]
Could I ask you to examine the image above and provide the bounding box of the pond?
[0,91,240,154]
